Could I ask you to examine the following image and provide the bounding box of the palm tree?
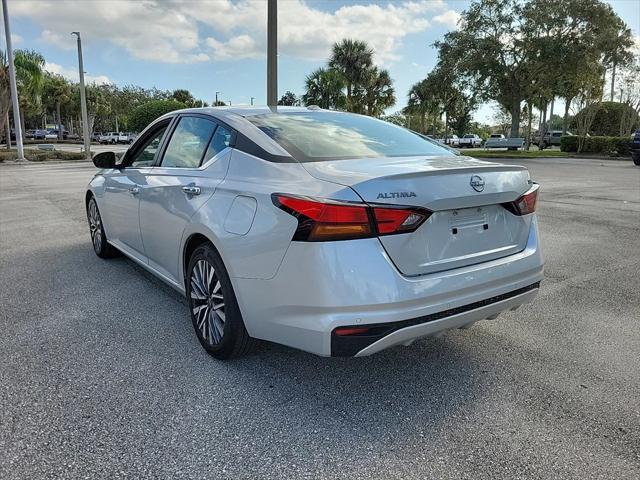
[329,39,373,112]
[361,67,395,117]
[407,78,437,133]
[302,68,346,110]
[0,49,45,142]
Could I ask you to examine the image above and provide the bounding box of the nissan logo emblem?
[470,175,485,192]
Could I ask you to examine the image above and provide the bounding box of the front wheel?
[187,244,255,359]
[87,197,118,258]
[632,152,640,166]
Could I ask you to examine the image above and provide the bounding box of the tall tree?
[435,0,530,137]
[42,73,72,139]
[0,49,45,137]
[277,91,300,106]
[407,78,438,133]
[359,67,395,117]
[328,39,373,112]
[302,68,346,110]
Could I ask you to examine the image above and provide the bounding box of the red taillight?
[506,185,539,215]
[373,207,427,234]
[334,326,370,336]
[273,194,431,241]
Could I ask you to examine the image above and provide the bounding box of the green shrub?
[560,135,631,156]
[570,102,640,136]
[129,100,186,133]
[0,149,86,162]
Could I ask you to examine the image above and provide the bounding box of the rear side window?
[203,125,231,163]
[161,116,217,168]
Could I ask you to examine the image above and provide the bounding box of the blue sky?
[2,0,639,123]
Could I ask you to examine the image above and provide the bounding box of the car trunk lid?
[302,155,534,276]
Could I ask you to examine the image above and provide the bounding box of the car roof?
[172,105,318,121]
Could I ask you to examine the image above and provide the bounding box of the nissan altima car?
[86,107,544,359]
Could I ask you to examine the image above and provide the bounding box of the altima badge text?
[376,192,417,199]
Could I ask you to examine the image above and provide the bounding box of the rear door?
[139,115,233,283]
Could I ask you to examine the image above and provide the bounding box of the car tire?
[186,243,255,359]
[632,152,640,166]
[87,197,119,258]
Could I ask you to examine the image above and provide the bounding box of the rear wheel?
[632,152,640,166]
[187,243,255,359]
[87,197,118,258]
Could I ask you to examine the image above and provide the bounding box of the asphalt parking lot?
[1,157,639,479]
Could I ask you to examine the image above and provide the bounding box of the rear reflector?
[503,184,539,216]
[334,327,370,336]
[273,194,431,241]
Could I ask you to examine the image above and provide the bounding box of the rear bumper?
[232,216,544,357]
[334,282,539,356]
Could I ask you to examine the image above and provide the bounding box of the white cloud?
[11,34,23,45]
[12,0,459,64]
[433,10,461,29]
[45,62,111,85]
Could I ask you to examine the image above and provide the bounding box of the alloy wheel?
[88,200,103,253]
[190,259,225,345]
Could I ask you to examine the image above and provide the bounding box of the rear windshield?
[247,111,453,162]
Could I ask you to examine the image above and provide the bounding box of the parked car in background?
[45,131,59,140]
[92,132,102,142]
[459,134,483,148]
[118,132,137,144]
[631,130,640,166]
[489,133,505,140]
[535,130,572,148]
[32,129,47,140]
[99,132,120,144]
[86,106,543,359]
[443,134,460,147]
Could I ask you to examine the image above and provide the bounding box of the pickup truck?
[118,132,137,144]
[459,134,482,148]
[99,132,120,144]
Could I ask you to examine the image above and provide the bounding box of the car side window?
[203,125,232,163]
[161,117,217,168]
[129,125,168,167]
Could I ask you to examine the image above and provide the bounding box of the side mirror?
[92,151,117,169]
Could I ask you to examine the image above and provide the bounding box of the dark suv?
[631,130,640,166]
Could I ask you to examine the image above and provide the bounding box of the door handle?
[129,187,140,195]
[182,185,201,195]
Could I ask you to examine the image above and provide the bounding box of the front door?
[101,121,170,261]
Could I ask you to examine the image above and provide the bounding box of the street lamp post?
[215,91,220,105]
[267,0,277,107]
[72,32,91,159]
[250,97,255,106]
[2,0,25,161]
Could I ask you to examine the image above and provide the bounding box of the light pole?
[72,32,91,159]
[215,91,220,105]
[250,96,255,106]
[267,0,277,107]
[2,0,25,161]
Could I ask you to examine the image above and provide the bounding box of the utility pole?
[267,0,277,107]
[2,0,25,161]
[72,32,91,159]
[215,91,220,105]
[250,96,255,106]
